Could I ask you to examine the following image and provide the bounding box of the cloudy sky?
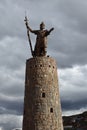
[0,0,87,129]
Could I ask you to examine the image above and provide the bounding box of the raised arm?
[46,27,54,36]
[48,27,54,34]
[25,21,34,33]
[24,16,35,33]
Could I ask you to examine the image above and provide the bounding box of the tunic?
[33,29,50,56]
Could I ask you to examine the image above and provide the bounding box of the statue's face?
[40,23,45,30]
[41,26,45,29]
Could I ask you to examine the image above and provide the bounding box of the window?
[50,108,53,113]
[40,64,42,67]
[42,92,45,98]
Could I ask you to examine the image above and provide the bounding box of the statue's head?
[40,22,45,30]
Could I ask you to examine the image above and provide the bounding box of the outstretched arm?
[46,27,54,36]
[49,27,54,34]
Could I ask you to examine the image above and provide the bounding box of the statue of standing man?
[25,17,54,57]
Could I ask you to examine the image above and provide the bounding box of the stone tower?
[22,56,63,130]
[23,19,63,130]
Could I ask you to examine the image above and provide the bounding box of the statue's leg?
[43,47,47,56]
[40,47,46,56]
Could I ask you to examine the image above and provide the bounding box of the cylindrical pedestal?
[22,56,63,130]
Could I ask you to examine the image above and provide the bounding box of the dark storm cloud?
[58,0,87,34]
[0,0,26,40]
[0,98,23,115]
[1,0,87,68]
[59,65,87,115]
[50,26,87,68]
[47,0,87,68]
[0,36,30,72]
[61,99,87,111]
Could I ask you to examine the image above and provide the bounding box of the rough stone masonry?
[22,56,63,130]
